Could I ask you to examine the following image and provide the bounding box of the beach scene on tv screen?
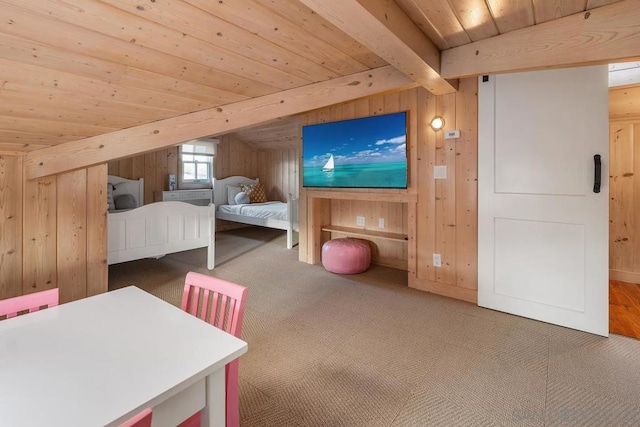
[302,112,407,188]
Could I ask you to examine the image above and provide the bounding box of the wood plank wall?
[0,158,107,303]
[23,170,56,295]
[299,80,478,302]
[417,78,478,300]
[257,148,299,201]
[330,199,409,270]
[215,134,259,180]
[610,85,640,284]
[0,156,23,298]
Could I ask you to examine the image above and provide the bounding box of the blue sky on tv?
[302,112,407,167]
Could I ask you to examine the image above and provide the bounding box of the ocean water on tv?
[303,162,407,188]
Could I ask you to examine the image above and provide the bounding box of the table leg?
[202,368,226,427]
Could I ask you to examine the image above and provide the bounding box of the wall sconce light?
[430,116,445,131]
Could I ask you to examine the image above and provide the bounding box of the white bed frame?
[213,176,299,249]
[107,176,215,269]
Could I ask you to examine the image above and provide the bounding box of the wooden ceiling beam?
[298,0,458,95]
[24,66,416,179]
[442,0,640,78]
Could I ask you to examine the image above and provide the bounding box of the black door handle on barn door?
[593,154,601,193]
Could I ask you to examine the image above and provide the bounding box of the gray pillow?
[234,191,250,205]
[114,194,137,210]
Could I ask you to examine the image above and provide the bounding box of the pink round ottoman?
[322,238,371,274]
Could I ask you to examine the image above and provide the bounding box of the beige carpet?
[109,227,640,426]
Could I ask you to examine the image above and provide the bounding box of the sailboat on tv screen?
[322,154,335,172]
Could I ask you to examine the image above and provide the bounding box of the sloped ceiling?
[0,0,631,158]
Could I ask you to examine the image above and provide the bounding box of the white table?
[0,286,247,427]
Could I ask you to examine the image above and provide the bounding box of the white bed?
[213,176,299,249]
[107,175,215,269]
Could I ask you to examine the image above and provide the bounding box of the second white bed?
[214,176,298,249]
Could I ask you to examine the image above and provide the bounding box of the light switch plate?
[378,218,385,228]
[445,130,461,139]
[434,165,447,179]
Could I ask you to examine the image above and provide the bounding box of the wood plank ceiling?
[0,0,624,155]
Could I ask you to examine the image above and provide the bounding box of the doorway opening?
[608,63,640,339]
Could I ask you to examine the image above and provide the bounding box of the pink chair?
[119,408,152,427]
[0,288,59,320]
[179,272,248,427]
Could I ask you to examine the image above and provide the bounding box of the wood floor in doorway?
[610,280,640,340]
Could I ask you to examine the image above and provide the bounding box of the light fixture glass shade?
[430,116,445,131]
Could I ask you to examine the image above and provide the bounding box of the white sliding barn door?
[478,66,609,336]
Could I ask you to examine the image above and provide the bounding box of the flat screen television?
[302,112,408,189]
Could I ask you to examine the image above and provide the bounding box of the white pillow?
[234,191,250,205]
[226,185,242,205]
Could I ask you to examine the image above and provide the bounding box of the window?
[180,139,217,185]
